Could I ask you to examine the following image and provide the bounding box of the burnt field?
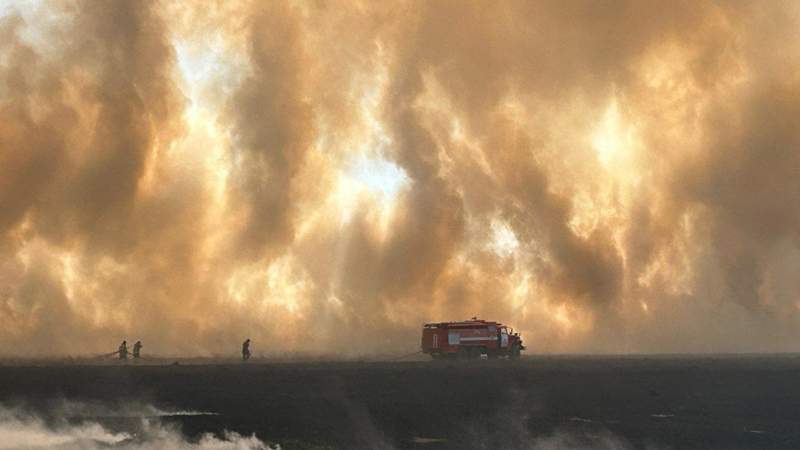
[1,355,800,449]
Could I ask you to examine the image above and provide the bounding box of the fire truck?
[420,318,525,359]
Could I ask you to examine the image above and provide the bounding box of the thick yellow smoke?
[1,0,800,356]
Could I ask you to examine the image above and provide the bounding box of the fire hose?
[92,350,150,360]
[388,350,423,361]
[360,350,423,362]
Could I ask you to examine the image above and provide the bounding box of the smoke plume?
[2,0,800,356]
[0,401,271,449]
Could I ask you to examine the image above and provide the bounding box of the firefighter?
[242,338,251,361]
[118,340,128,360]
[132,340,143,359]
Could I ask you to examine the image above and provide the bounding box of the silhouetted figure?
[242,339,251,361]
[118,340,128,360]
[133,341,143,359]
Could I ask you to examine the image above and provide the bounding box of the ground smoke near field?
[0,402,272,450]
[0,399,663,450]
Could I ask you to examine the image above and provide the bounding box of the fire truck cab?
[421,318,525,359]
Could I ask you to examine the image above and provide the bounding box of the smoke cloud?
[2,0,800,356]
[0,401,271,449]
[0,398,646,450]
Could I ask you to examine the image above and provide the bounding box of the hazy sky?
[1,0,799,356]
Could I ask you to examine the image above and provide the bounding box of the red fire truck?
[420,318,525,359]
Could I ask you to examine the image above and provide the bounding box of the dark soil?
[1,355,799,449]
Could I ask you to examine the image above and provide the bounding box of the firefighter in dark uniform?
[132,340,143,359]
[118,340,128,360]
[242,338,251,361]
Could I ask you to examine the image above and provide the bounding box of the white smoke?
[0,399,666,450]
[38,399,219,420]
[0,403,274,450]
[527,430,636,450]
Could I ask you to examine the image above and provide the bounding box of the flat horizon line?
[2,351,800,365]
